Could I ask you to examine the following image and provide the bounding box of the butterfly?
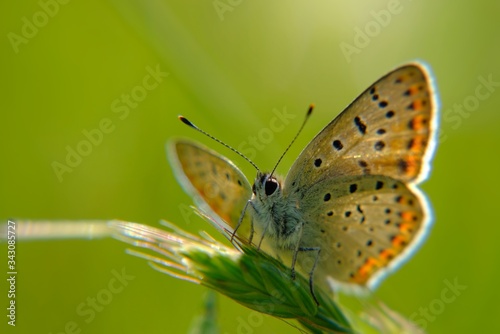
[168,62,439,295]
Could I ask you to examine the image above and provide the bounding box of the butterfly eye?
[252,183,256,194]
[264,178,279,196]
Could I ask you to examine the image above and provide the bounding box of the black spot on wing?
[374,141,385,151]
[378,101,388,108]
[354,116,367,134]
[398,159,409,173]
[333,140,343,150]
[358,160,370,174]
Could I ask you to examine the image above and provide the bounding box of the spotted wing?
[167,139,252,237]
[284,63,438,194]
[292,174,430,291]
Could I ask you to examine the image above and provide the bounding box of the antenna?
[178,116,261,172]
[269,104,314,178]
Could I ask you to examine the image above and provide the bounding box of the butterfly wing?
[282,63,438,291]
[167,139,252,237]
[292,174,429,291]
[284,63,438,192]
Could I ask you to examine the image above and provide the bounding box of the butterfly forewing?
[168,140,252,237]
[284,64,437,193]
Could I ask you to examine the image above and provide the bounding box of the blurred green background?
[1,0,499,333]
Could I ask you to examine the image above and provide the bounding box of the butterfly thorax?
[250,172,303,249]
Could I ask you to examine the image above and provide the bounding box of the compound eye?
[264,179,278,196]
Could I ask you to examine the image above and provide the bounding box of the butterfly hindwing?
[292,174,428,290]
[168,140,252,236]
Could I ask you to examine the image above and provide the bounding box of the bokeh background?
[1,1,499,333]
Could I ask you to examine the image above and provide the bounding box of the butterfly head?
[252,172,282,199]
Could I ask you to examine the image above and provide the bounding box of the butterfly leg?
[248,216,255,245]
[257,218,271,250]
[231,200,252,243]
[292,245,321,306]
[298,246,321,306]
[290,222,305,280]
[290,222,321,305]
